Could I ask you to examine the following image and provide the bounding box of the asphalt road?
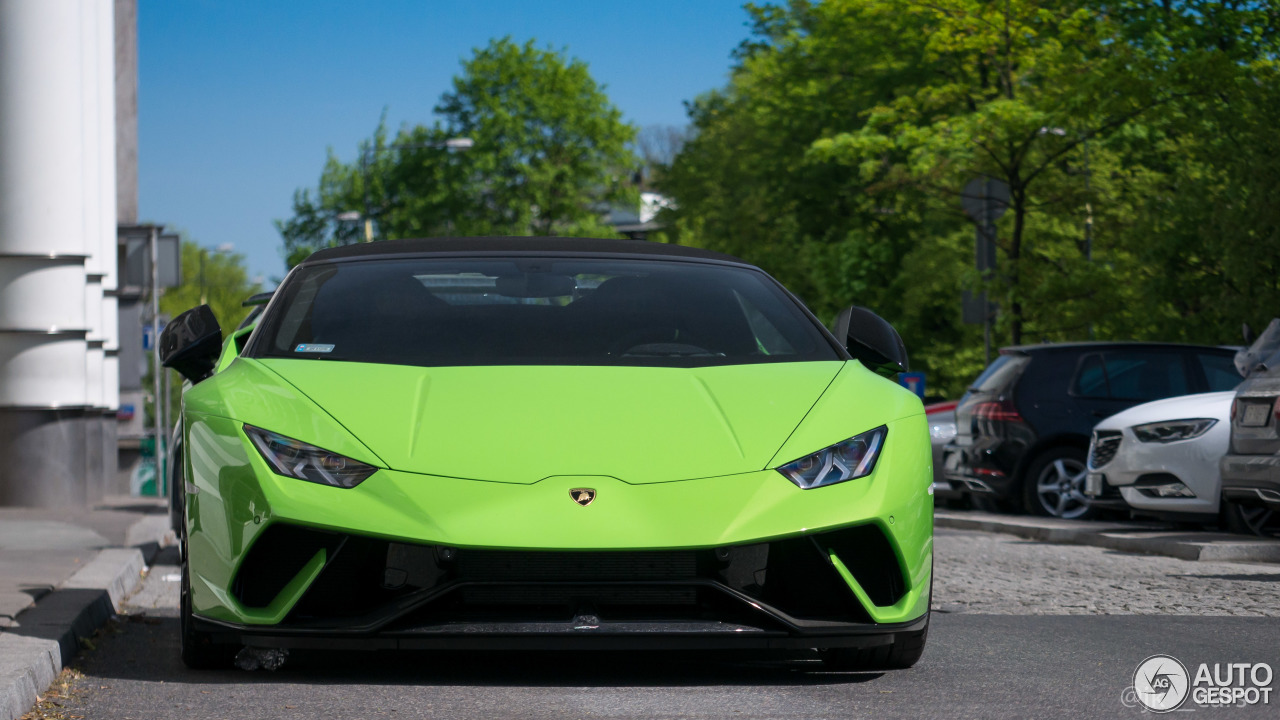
[44,531,1280,719]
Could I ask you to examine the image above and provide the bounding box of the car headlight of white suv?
[1131,418,1217,443]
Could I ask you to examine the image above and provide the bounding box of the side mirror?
[833,306,908,378]
[160,305,223,384]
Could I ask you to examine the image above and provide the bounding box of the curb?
[935,511,1280,563]
[0,514,172,720]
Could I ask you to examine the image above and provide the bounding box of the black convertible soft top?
[303,236,749,266]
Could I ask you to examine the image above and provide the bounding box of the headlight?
[777,426,886,489]
[1131,418,1217,444]
[244,425,378,488]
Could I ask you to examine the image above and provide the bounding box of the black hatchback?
[941,343,1239,518]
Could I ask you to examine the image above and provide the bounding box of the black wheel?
[822,565,931,671]
[177,467,235,671]
[180,559,237,669]
[1022,447,1095,519]
[821,615,929,670]
[1222,497,1280,538]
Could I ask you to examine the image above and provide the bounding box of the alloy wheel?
[1035,457,1091,519]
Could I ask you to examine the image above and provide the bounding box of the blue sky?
[138,1,755,285]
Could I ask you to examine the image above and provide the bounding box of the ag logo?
[570,488,596,506]
[1133,654,1190,713]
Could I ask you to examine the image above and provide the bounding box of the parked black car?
[1220,319,1280,537]
[942,342,1240,518]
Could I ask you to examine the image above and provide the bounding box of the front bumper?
[194,526,930,651]
[1221,453,1280,510]
[1087,428,1226,517]
[183,412,933,645]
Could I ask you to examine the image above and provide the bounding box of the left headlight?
[777,426,887,489]
[244,425,378,488]
[1131,418,1217,444]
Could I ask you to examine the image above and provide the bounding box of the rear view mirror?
[160,304,223,384]
[833,306,908,379]
[495,273,576,298]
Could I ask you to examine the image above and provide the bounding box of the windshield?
[249,257,839,368]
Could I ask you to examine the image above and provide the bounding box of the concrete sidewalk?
[935,509,1280,563]
[0,496,174,720]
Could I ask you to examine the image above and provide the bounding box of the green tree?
[160,239,260,332]
[149,238,260,429]
[278,38,637,266]
[661,0,1280,396]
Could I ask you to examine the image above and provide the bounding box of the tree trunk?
[1009,184,1025,345]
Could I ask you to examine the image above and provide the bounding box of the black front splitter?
[193,615,928,652]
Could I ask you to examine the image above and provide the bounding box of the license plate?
[1085,472,1105,497]
[1242,402,1271,427]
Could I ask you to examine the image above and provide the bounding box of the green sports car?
[160,237,933,670]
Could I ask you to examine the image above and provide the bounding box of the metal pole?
[149,225,164,495]
[361,148,373,242]
[983,178,993,366]
[1083,138,1094,340]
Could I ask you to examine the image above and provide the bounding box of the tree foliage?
[661,0,1280,397]
[278,38,637,267]
[159,239,260,332]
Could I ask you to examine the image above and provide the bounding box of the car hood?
[1094,390,1236,431]
[255,359,845,484]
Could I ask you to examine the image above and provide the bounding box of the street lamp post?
[355,137,473,242]
[197,242,235,305]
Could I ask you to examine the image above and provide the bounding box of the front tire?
[1222,497,1279,538]
[820,615,929,670]
[180,561,237,669]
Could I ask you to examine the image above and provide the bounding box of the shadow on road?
[76,615,887,688]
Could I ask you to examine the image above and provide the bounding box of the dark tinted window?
[1105,352,1189,400]
[970,354,1029,392]
[1073,354,1108,398]
[251,257,838,368]
[1198,352,1243,392]
[1073,351,1190,401]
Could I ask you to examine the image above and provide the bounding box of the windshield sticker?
[295,343,335,353]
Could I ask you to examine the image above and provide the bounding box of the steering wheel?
[606,327,713,356]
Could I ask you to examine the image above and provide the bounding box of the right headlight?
[244,425,378,488]
[1131,418,1217,444]
[776,426,887,489]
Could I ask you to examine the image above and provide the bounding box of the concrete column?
[99,0,120,498]
[0,0,92,506]
[113,0,137,495]
[81,0,106,502]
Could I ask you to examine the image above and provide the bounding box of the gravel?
[933,528,1280,616]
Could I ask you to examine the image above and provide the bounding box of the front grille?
[457,551,697,582]
[460,586,697,606]
[1090,430,1122,468]
[455,551,700,607]
[265,523,911,629]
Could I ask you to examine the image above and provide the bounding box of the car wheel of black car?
[1022,447,1095,519]
[1222,499,1280,538]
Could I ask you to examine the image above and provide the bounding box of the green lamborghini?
[160,237,933,670]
